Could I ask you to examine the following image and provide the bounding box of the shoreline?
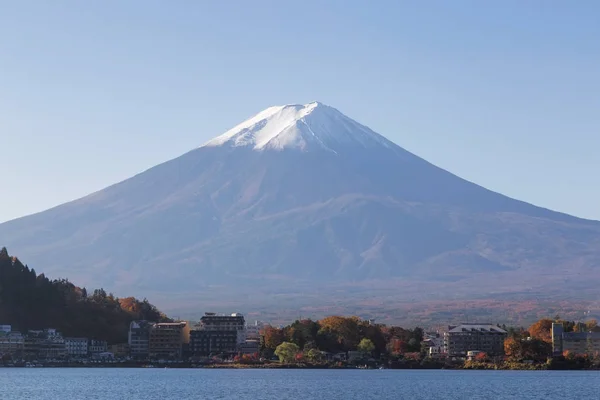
[2,362,598,371]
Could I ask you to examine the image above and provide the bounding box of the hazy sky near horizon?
[1,1,599,222]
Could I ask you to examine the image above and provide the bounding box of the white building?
[0,325,12,334]
[64,337,88,357]
[423,332,444,356]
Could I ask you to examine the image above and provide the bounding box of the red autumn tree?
[388,338,408,355]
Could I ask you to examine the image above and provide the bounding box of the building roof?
[447,324,507,334]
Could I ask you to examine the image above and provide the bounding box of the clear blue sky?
[1,0,599,222]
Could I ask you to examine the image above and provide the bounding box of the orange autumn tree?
[504,336,520,359]
[504,335,552,361]
[528,318,553,343]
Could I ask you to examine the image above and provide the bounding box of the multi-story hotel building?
[444,324,507,357]
[190,313,246,356]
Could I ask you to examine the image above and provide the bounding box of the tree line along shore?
[1,248,599,370]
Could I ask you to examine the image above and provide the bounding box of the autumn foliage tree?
[504,337,521,359]
[387,338,408,356]
[262,326,285,350]
[528,318,553,343]
[504,336,551,362]
[285,319,320,349]
[257,314,425,363]
[119,297,169,322]
[317,316,362,352]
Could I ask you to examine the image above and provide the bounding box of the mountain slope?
[1,102,599,317]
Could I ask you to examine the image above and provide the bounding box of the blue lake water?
[1,368,599,399]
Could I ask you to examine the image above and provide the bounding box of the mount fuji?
[2,102,600,322]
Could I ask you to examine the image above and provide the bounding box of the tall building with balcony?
[444,324,507,357]
[190,313,246,356]
[148,322,189,359]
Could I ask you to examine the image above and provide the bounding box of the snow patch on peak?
[201,101,394,152]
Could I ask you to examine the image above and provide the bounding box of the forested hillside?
[0,247,170,343]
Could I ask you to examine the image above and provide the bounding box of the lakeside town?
[1,312,600,370]
[1,231,599,371]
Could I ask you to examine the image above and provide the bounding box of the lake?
[1,368,599,399]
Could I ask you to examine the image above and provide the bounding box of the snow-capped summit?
[202,101,394,152]
[2,100,599,322]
